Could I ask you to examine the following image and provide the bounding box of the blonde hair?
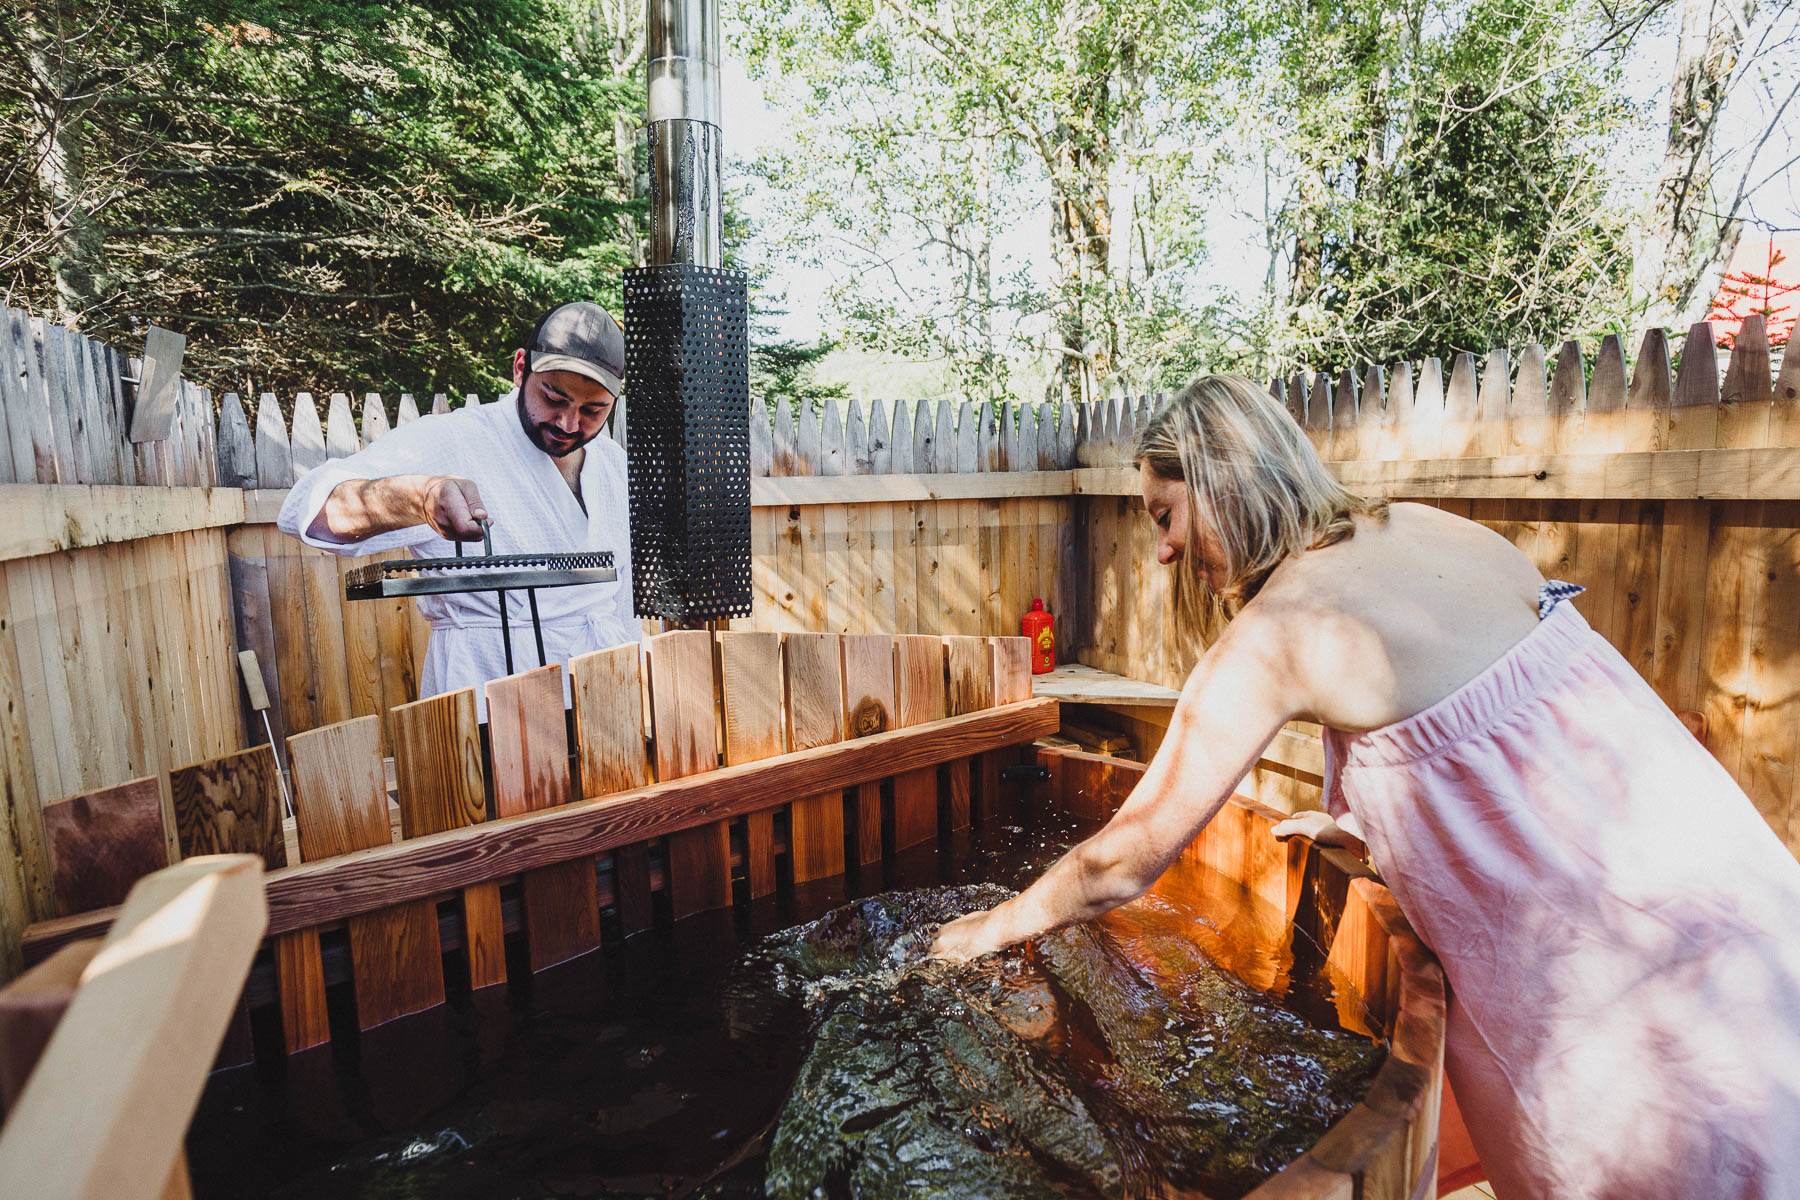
[1134,373,1388,632]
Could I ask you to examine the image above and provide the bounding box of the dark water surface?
[188,809,1383,1199]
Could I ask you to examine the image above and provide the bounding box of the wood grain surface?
[390,688,486,838]
[22,700,1060,960]
[288,714,445,1028]
[390,687,503,988]
[648,630,730,918]
[718,631,785,897]
[287,715,388,862]
[569,644,654,935]
[170,744,285,869]
[486,665,598,971]
[785,632,846,882]
[841,635,896,865]
[42,777,167,915]
[891,634,946,850]
[943,635,994,830]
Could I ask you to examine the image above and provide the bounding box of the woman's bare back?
[1251,502,1547,733]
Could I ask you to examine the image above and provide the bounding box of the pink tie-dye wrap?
[1324,602,1800,1199]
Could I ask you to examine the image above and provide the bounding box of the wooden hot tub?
[1,633,1442,1200]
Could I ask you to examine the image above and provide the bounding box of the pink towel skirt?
[1324,602,1800,1199]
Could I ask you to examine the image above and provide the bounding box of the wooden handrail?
[0,856,265,1200]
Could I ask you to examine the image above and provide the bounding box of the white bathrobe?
[276,395,635,718]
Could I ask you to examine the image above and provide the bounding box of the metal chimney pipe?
[646,0,723,268]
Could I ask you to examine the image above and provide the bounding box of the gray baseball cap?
[526,302,625,395]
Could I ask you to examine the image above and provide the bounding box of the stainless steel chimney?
[646,0,723,268]
[623,0,751,624]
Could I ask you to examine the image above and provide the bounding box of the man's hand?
[423,476,489,541]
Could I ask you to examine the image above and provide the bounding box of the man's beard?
[517,392,594,458]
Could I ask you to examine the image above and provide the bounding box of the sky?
[714,18,1800,347]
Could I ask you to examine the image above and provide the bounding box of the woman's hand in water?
[930,908,1016,962]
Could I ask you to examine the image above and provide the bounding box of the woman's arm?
[931,609,1302,960]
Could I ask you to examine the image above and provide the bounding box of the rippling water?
[187,807,1383,1199]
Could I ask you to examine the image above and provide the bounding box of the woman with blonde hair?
[933,373,1800,1198]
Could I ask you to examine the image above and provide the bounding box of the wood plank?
[288,715,444,1027]
[288,716,390,861]
[842,635,897,866]
[486,665,598,970]
[1740,502,1800,842]
[570,644,650,798]
[750,470,1077,506]
[567,644,653,934]
[785,632,847,882]
[1583,335,1629,454]
[169,745,285,869]
[891,634,945,849]
[648,630,730,917]
[1650,499,1713,712]
[1717,314,1773,451]
[717,631,784,896]
[42,777,167,916]
[24,700,1066,956]
[1771,334,1800,448]
[0,856,264,1200]
[943,635,992,829]
[390,687,505,988]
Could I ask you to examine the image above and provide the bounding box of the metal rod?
[260,711,294,816]
[527,588,546,668]
[483,520,514,676]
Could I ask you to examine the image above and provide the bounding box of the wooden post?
[784,632,847,882]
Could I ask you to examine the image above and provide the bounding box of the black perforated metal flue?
[623,263,752,621]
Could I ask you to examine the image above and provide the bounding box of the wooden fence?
[2,304,1798,977]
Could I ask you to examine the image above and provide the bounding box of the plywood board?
[169,744,285,869]
[487,665,598,970]
[43,777,167,916]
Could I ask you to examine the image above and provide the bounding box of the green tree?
[2,0,645,393]
[736,0,1245,406]
[1264,0,1639,370]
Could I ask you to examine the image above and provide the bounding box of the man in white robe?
[276,301,635,719]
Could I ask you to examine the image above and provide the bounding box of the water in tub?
[187,807,1383,1199]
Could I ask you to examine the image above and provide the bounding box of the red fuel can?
[1022,598,1055,674]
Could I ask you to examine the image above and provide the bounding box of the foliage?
[2,0,645,393]
[738,0,1677,397]
[734,0,1249,406]
[1267,0,1640,374]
